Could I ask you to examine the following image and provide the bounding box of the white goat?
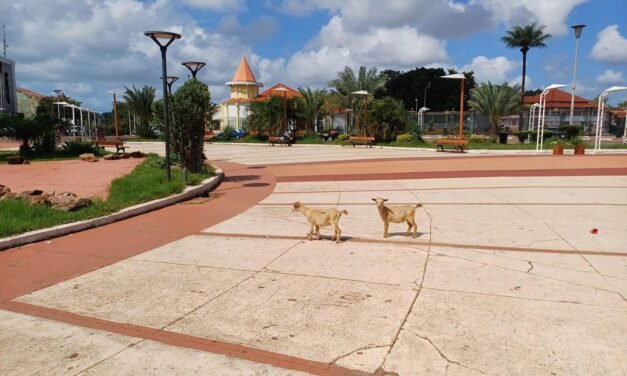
[372,197,422,238]
[292,201,348,243]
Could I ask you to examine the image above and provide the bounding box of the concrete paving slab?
[260,191,341,205]
[585,255,627,280]
[133,235,299,271]
[397,175,627,190]
[266,241,428,285]
[0,309,138,376]
[424,252,624,307]
[78,339,305,375]
[16,260,253,328]
[393,288,627,376]
[334,345,390,373]
[167,272,417,367]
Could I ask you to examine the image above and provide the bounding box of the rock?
[17,190,36,199]
[79,153,97,162]
[129,151,145,158]
[0,192,16,201]
[28,196,49,206]
[0,185,10,198]
[7,156,28,165]
[119,153,132,159]
[58,192,78,198]
[52,197,91,211]
[103,154,120,160]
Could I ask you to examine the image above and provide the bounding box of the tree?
[329,66,388,133]
[468,82,521,141]
[0,110,56,153]
[296,87,327,134]
[247,96,298,136]
[123,85,156,137]
[501,23,551,104]
[170,79,211,173]
[368,97,409,141]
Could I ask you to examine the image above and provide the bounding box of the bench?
[349,136,375,148]
[96,139,127,153]
[268,136,293,146]
[436,138,468,152]
[204,132,216,142]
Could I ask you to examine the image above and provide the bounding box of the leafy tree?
[0,109,56,153]
[468,82,521,141]
[123,85,156,137]
[170,79,211,173]
[296,87,328,134]
[329,66,388,133]
[247,95,298,136]
[368,97,409,141]
[502,23,551,103]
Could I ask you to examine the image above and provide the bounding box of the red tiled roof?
[231,57,257,83]
[257,83,301,99]
[524,89,596,108]
[17,87,45,100]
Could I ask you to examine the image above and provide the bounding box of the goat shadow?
[384,231,429,238]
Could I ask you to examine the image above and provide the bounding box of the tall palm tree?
[123,85,156,137]
[297,87,327,134]
[468,82,521,141]
[329,66,388,133]
[501,23,551,104]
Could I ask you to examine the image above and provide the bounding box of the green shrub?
[396,133,413,142]
[62,140,99,155]
[515,131,530,143]
[469,136,490,144]
[222,125,234,141]
[337,134,350,141]
[558,125,582,139]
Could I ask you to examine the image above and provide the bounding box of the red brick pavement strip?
[0,161,275,303]
[0,301,367,376]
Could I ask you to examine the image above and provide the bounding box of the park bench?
[96,139,127,153]
[349,136,375,148]
[436,138,468,152]
[268,136,293,146]
[204,131,216,142]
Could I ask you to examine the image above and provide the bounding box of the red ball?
[590,228,598,234]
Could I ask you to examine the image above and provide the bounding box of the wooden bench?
[436,138,468,152]
[204,132,216,142]
[268,136,294,146]
[96,139,127,153]
[349,136,375,148]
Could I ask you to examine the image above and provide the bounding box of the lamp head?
[572,24,586,39]
[144,31,181,48]
[441,73,465,80]
[161,76,179,85]
[181,61,206,77]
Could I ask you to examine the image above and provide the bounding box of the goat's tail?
[341,209,349,215]
[415,203,423,208]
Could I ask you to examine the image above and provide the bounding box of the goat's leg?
[383,221,389,238]
[409,217,417,238]
[406,220,412,236]
[315,225,321,240]
[334,224,342,243]
[307,223,314,241]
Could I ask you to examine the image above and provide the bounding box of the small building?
[217,57,300,130]
[16,87,44,118]
[0,55,17,114]
[524,89,597,133]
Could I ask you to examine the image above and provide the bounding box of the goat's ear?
[371,198,377,202]
[383,199,389,202]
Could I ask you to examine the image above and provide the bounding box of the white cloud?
[509,75,533,89]
[462,56,518,84]
[596,69,625,84]
[591,25,627,64]
[180,0,245,11]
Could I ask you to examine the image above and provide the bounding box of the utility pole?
[2,24,7,57]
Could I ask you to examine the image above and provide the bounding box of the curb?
[0,168,224,251]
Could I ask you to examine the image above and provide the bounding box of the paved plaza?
[1,144,626,375]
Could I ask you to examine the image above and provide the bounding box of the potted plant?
[571,137,586,155]
[551,139,565,155]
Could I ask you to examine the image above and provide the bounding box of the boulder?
[119,153,132,159]
[52,197,91,211]
[103,154,120,160]
[0,192,16,201]
[79,153,98,162]
[129,151,145,158]
[0,185,10,198]
[7,156,29,165]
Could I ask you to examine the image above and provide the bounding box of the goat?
[292,201,348,243]
[371,197,422,238]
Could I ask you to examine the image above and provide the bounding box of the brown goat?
[372,197,422,238]
[292,201,348,243]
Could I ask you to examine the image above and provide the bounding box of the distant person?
[281,130,294,143]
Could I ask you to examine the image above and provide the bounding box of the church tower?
[220,57,263,129]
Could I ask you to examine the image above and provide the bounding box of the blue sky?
[3,0,626,112]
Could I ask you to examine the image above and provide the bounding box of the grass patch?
[0,149,108,164]
[0,155,214,238]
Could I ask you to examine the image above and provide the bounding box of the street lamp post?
[594,86,627,152]
[272,87,288,133]
[53,89,63,120]
[145,31,181,181]
[418,107,429,129]
[107,91,120,138]
[569,24,586,126]
[351,90,369,137]
[423,82,431,109]
[536,84,567,151]
[440,74,466,140]
[182,61,206,79]
[415,98,418,125]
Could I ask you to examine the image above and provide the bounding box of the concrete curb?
[0,168,224,251]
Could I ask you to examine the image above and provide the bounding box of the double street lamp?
[145,30,181,181]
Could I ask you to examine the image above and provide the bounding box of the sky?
[2,0,627,113]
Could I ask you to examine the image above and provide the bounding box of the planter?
[574,145,586,155]
[552,145,564,155]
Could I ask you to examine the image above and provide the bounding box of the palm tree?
[296,87,327,134]
[368,97,409,141]
[123,85,156,137]
[468,82,521,141]
[329,66,388,133]
[501,23,551,104]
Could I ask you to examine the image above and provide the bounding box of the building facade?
[16,87,44,118]
[0,56,17,114]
